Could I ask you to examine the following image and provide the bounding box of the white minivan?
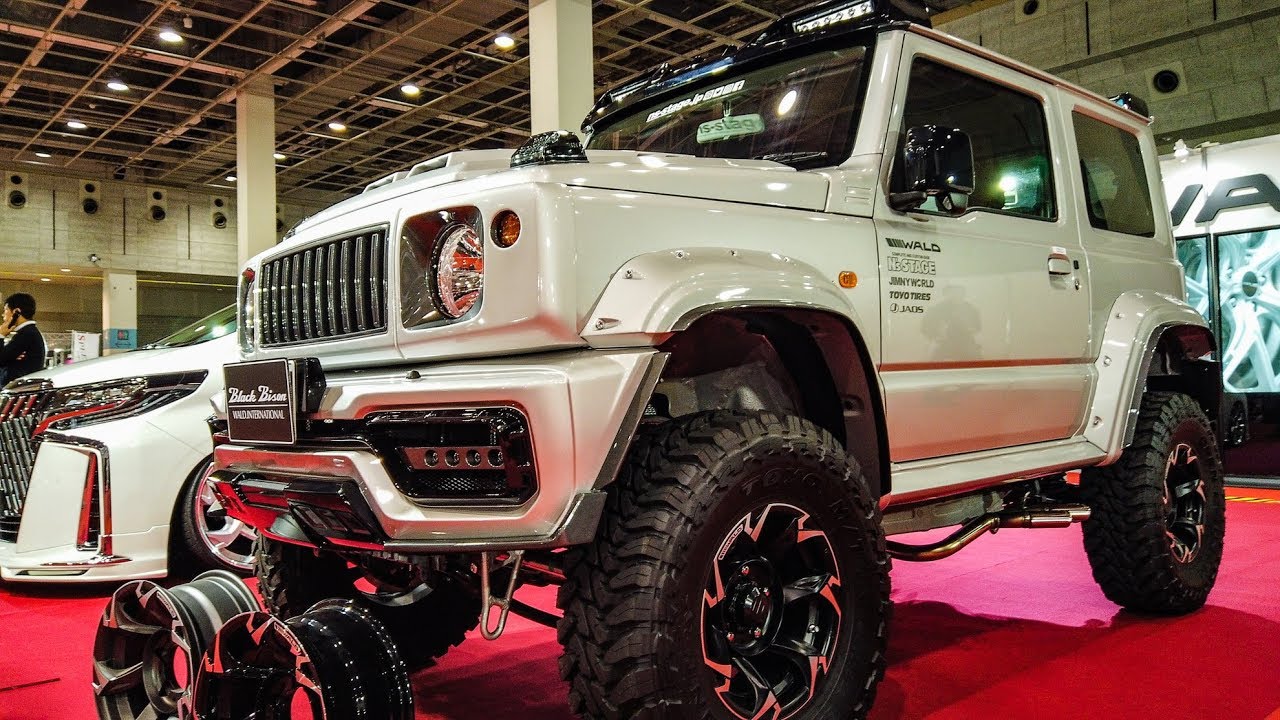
[0,306,255,581]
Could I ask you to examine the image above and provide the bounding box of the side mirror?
[889,125,975,212]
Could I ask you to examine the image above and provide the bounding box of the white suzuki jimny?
[208,1,1225,717]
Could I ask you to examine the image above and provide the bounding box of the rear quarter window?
[1072,112,1156,237]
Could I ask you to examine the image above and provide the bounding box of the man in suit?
[0,293,47,384]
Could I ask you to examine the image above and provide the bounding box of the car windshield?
[586,45,869,169]
[147,305,237,349]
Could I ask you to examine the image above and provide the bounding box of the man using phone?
[0,293,47,384]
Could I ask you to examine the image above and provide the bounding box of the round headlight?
[433,224,483,318]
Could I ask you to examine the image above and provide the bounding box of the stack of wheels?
[191,599,414,719]
[92,569,260,719]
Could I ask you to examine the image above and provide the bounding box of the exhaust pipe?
[886,503,1091,562]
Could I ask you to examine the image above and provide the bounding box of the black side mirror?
[889,125,975,212]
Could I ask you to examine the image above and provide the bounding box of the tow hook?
[479,550,525,640]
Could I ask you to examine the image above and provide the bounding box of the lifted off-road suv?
[211,1,1226,717]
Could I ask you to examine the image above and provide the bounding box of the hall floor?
[2,487,1278,720]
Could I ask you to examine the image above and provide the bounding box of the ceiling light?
[273,152,286,161]
[107,80,130,92]
[67,120,87,130]
[226,175,237,182]
[60,268,71,272]
[400,84,421,97]
[327,121,347,132]
[159,29,183,43]
[40,277,51,282]
[494,34,516,50]
[777,89,798,116]
[35,151,52,158]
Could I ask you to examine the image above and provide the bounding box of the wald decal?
[885,238,942,253]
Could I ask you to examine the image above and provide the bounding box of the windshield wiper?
[755,151,829,164]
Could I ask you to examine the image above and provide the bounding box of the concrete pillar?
[102,269,137,356]
[236,76,277,266]
[528,0,594,135]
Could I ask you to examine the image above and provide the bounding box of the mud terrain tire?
[254,536,480,668]
[557,411,891,719]
[1081,391,1226,614]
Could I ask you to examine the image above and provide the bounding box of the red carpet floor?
[3,489,1279,720]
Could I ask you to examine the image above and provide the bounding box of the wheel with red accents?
[1081,391,1226,614]
[92,570,260,720]
[190,600,413,720]
[557,411,891,720]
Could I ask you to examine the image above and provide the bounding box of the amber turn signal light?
[838,271,858,288]
[492,210,521,248]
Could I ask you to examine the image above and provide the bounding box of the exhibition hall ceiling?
[0,0,973,200]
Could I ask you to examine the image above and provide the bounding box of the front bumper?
[212,348,662,552]
[0,414,206,583]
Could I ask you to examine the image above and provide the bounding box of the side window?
[897,58,1055,220]
[1072,113,1155,237]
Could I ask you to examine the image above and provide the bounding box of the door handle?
[1047,250,1073,276]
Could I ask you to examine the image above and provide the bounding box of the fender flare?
[581,247,867,344]
[1085,290,1217,463]
[583,248,888,497]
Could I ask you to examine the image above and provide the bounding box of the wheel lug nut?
[809,624,820,634]
[740,566,751,576]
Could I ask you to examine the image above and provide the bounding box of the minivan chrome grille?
[0,386,55,543]
[259,227,389,346]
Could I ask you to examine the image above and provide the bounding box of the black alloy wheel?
[702,503,845,718]
[558,411,891,720]
[1163,442,1208,564]
[253,536,481,669]
[190,600,413,720]
[93,570,260,720]
[1081,391,1226,614]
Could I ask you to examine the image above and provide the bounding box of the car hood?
[555,151,831,211]
[19,334,238,389]
[290,148,830,237]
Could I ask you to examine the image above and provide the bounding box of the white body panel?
[214,349,655,543]
[0,335,236,582]
[222,25,1206,542]
[871,35,1090,464]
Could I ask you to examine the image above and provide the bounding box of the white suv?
[0,306,256,582]
[204,2,1225,717]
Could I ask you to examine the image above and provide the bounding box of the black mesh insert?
[304,408,537,506]
[0,389,55,543]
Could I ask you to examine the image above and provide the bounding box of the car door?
[872,39,1092,463]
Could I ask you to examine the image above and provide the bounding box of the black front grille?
[0,389,55,542]
[260,226,389,346]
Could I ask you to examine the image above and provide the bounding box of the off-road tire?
[253,536,480,668]
[557,411,891,720]
[1080,391,1225,614]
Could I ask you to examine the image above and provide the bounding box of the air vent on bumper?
[364,408,537,506]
